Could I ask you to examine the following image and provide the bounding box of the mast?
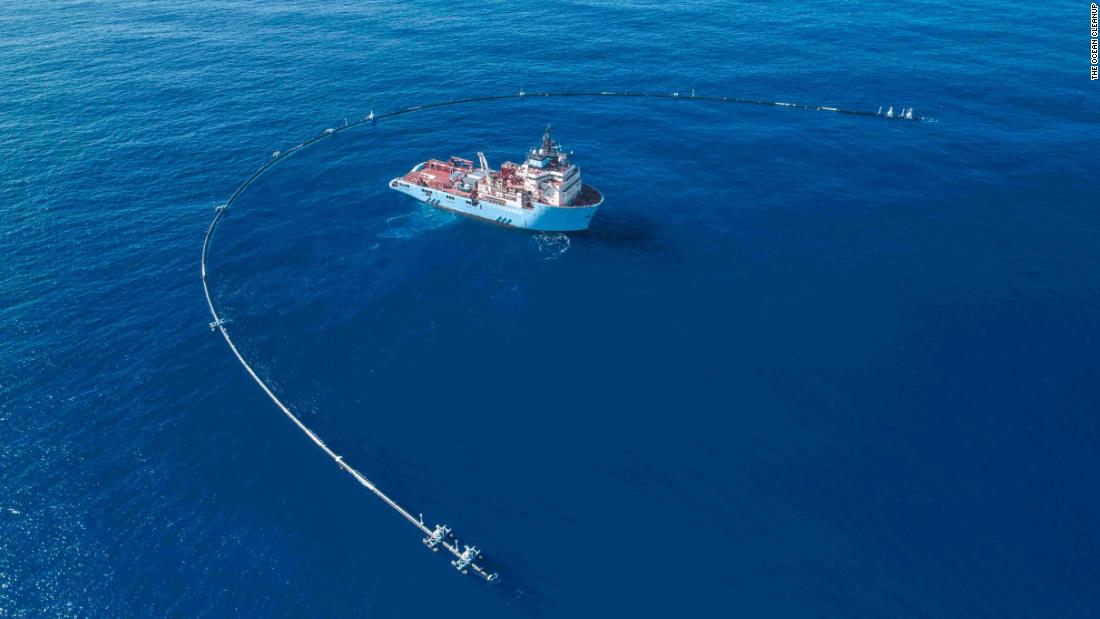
[541,124,555,154]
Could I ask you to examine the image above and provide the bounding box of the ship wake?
[378,203,459,240]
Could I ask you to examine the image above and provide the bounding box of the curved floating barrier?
[200,90,926,584]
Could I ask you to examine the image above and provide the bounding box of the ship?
[389,125,603,231]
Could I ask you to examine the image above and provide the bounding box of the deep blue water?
[2,1,1098,616]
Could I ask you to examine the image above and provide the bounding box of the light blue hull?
[390,179,601,231]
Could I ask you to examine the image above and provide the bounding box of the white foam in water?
[532,232,571,259]
[378,203,459,240]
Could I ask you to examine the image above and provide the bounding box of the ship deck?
[402,160,472,197]
[401,159,602,208]
[573,184,603,207]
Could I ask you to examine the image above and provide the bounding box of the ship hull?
[389,179,602,232]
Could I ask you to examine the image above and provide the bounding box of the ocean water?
[1,1,1097,616]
